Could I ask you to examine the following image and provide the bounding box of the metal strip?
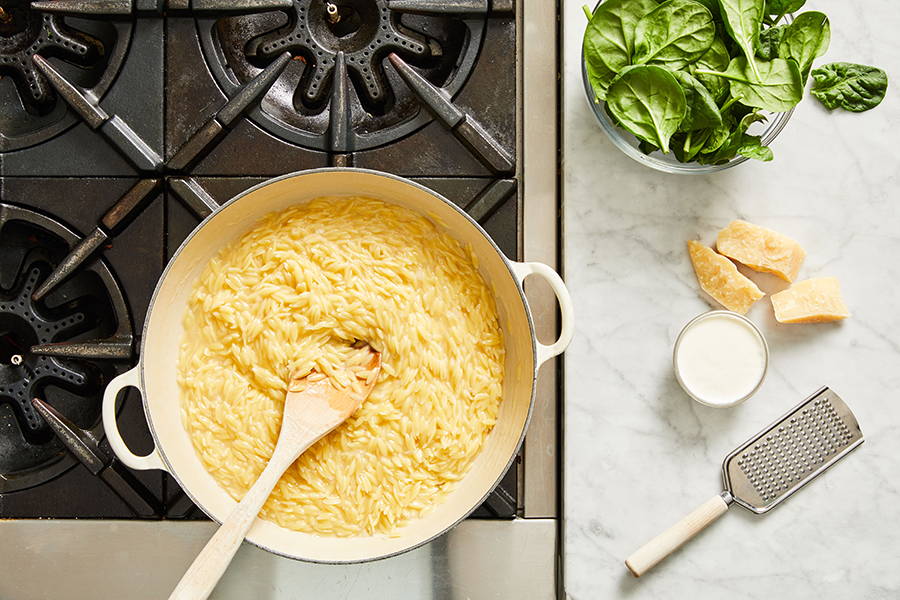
[0,519,557,600]
[168,177,219,219]
[521,0,559,519]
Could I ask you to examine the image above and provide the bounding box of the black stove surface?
[0,0,520,521]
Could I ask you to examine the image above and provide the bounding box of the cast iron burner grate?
[0,0,103,112]
[250,1,433,109]
[198,0,483,150]
[0,3,130,150]
[0,204,132,493]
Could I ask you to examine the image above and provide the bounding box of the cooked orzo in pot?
[178,196,505,536]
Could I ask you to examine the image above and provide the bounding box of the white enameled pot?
[102,168,573,563]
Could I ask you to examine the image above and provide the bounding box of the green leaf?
[606,65,687,153]
[736,110,769,132]
[691,0,720,15]
[673,127,716,162]
[632,0,716,70]
[695,37,731,72]
[717,0,765,79]
[764,0,804,17]
[696,56,803,112]
[699,123,731,155]
[810,62,888,112]
[583,0,660,76]
[756,24,786,60]
[686,129,716,161]
[737,135,774,161]
[699,110,767,163]
[690,37,731,101]
[585,52,619,101]
[778,11,830,82]
[638,139,660,154]
[672,71,723,131]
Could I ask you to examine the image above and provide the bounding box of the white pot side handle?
[510,261,575,367]
[102,366,167,471]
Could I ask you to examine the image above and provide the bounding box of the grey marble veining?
[562,1,900,598]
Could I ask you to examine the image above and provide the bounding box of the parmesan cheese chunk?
[771,277,850,323]
[716,220,806,282]
[688,240,765,315]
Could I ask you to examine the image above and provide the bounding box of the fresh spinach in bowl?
[583,0,888,166]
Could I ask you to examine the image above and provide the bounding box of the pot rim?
[136,167,541,563]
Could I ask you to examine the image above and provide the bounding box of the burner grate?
[0,6,131,151]
[0,261,89,435]
[0,5,101,112]
[0,204,132,493]
[250,1,429,109]
[198,0,484,151]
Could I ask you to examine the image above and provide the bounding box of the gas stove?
[0,0,559,597]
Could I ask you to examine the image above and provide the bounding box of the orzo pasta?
[178,196,504,536]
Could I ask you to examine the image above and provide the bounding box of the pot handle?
[102,366,167,471]
[510,262,575,367]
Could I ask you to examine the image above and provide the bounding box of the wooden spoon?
[168,346,381,600]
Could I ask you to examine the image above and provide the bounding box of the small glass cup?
[673,311,769,408]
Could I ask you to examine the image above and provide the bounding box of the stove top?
[0,0,548,525]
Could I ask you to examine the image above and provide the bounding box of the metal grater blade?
[723,387,864,514]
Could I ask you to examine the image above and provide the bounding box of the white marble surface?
[562,1,900,598]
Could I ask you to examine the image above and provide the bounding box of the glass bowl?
[673,311,769,408]
[580,47,794,175]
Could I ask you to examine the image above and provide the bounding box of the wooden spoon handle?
[167,445,304,600]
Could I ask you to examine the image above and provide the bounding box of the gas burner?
[0,5,131,150]
[197,0,484,151]
[0,204,132,493]
[0,1,102,111]
[250,0,431,108]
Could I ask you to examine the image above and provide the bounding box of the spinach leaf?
[737,136,774,161]
[672,127,716,162]
[632,0,716,70]
[699,123,731,155]
[638,139,659,154]
[686,129,716,160]
[691,0,720,16]
[778,11,830,82]
[810,62,888,112]
[700,134,772,163]
[764,0,804,17]
[717,0,764,79]
[691,37,731,101]
[756,24,786,60]
[606,65,687,153]
[585,49,619,100]
[699,111,767,163]
[696,56,803,112]
[737,110,769,131]
[583,0,659,76]
[672,71,723,131]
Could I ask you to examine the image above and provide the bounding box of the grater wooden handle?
[625,493,730,577]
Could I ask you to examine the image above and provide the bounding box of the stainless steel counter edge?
[521,0,561,521]
[0,518,557,599]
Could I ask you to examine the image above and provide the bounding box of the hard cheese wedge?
[716,220,806,282]
[688,240,765,315]
[771,277,851,323]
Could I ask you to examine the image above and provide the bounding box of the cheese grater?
[626,387,864,577]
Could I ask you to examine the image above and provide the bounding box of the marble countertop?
[562,1,900,598]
